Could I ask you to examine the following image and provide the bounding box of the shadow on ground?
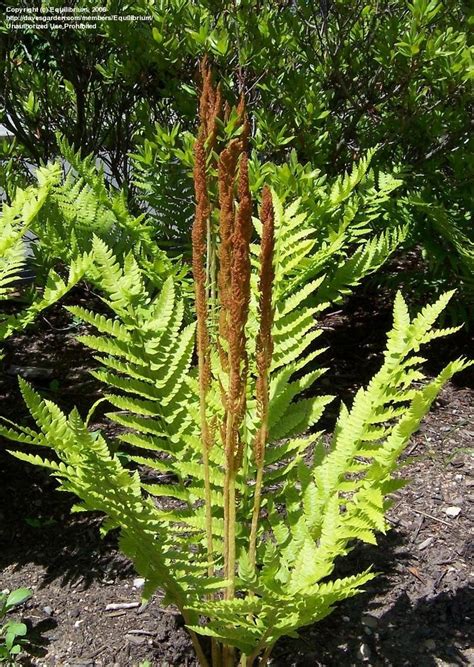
[0,452,133,589]
[272,583,473,666]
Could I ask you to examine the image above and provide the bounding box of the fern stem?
[206,211,212,299]
[186,624,210,667]
[245,638,274,667]
[223,416,237,667]
[223,468,237,667]
[222,419,235,602]
[223,416,237,593]
[223,642,235,667]
[227,469,237,597]
[248,463,264,567]
[258,645,273,667]
[202,446,214,571]
[212,639,222,667]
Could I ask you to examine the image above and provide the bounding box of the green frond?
[66,306,132,340]
[268,368,328,430]
[0,222,25,299]
[313,227,407,308]
[8,451,59,470]
[264,435,318,468]
[329,149,376,207]
[117,432,175,454]
[271,329,323,371]
[0,253,91,342]
[269,395,333,441]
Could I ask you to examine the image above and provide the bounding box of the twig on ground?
[105,602,140,611]
[85,644,108,660]
[411,508,452,527]
[411,515,424,543]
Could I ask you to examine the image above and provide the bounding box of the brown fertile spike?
[236,93,250,152]
[254,186,275,466]
[217,138,241,371]
[214,83,223,117]
[199,56,219,141]
[199,58,211,130]
[206,77,216,138]
[200,54,208,77]
[223,100,231,123]
[192,133,211,398]
[236,93,245,118]
[242,114,250,153]
[207,82,222,153]
[228,153,252,439]
[193,131,208,223]
[258,186,275,352]
[192,104,216,590]
[248,187,275,568]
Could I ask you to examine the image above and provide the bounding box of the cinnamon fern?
[0,141,178,344]
[0,173,92,343]
[0,65,471,666]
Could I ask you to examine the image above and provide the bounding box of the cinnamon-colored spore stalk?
[192,132,211,400]
[254,186,275,465]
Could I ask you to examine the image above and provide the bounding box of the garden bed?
[0,287,472,666]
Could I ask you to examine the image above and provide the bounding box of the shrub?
[2,1,472,319]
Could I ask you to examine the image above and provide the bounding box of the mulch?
[0,283,472,666]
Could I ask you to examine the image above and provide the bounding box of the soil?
[0,282,472,666]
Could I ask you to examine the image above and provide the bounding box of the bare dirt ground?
[0,285,472,666]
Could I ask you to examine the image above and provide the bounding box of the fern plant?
[0,217,27,303]
[131,125,195,245]
[26,139,177,289]
[0,178,91,344]
[1,65,471,666]
[0,143,185,346]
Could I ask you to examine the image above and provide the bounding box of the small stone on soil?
[126,634,147,645]
[358,643,371,661]
[445,506,462,518]
[361,614,379,629]
[418,537,434,550]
